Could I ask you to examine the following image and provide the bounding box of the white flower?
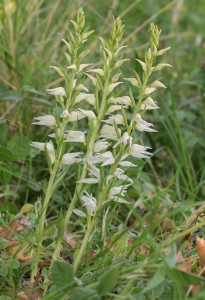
[93,151,115,166]
[103,114,124,125]
[30,142,46,151]
[151,80,166,89]
[69,110,86,122]
[46,87,66,97]
[107,105,128,114]
[67,64,77,70]
[61,152,82,165]
[129,144,152,159]
[109,184,129,198]
[74,93,95,106]
[77,178,99,184]
[136,59,147,71]
[114,132,132,148]
[61,110,70,119]
[31,141,55,164]
[124,78,139,87]
[87,69,104,76]
[107,168,133,183]
[107,82,123,94]
[65,131,85,143]
[119,161,136,167]
[78,63,92,72]
[100,124,120,141]
[32,115,56,126]
[78,108,96,120]
[93,140,109,153]
[144,87,156,95]
[134,114,156,132]
[109,96,132,106]
[81,192,97,216]
[140,97,159,110]
[45,141,55,164]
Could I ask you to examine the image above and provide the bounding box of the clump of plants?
[30,7,170,284]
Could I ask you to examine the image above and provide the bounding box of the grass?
[0,0,205,299]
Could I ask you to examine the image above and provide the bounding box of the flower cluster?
[31,11,170,221]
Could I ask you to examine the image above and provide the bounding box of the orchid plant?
[30,8,170,278]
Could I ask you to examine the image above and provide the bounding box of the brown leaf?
[0,215,29,240]
[0,219,20,240]
[176,251,192,273]
[196,236,205,267]
[161,218,175,231]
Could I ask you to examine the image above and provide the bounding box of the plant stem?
[31,159,60,282]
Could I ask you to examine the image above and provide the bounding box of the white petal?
[47,87,66,97]
[107,82,123,94]
[136,59,147,72]
[79,63,92,72]
[78,108,96,120]
[67,64,77,70]
[61,152,82,165]
[68,110,86,122]
[32,115,56,126]
[100,125,119,141]
[73,209,86,217]
[87,69,104,76]
[144,87,156,95]
[151,80,166,88]
[65,131,85,143]
[75,93,95,106]
[30,142,45,151]
[109,96,132,106]
[134,114,156,132]
[124,78,139,87]
[93,140,109,152]
[107,105,127,114]
[129,144,152,159]
[103,114,124,125]
[77,178,99,184]
[119,161,136,167]
[141,97,159,110]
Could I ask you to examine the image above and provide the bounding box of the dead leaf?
[196,236,205,267]
[176,251,192,272]
[0,219,20,240]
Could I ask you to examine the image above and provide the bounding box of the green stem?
[73,216,96,273]
[164,219,205,247]
[31,159,60,282]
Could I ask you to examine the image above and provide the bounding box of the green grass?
[1,0,205,299]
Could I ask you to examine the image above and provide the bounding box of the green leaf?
[8,259,20,269]
[0,146,15,161]
[70,287,100,300]
[97,267,120,296]
[166,267,205,286]
[141,267,165,294]
[0,164,12,184]
[8,136,31,160]
[51,260,74,289]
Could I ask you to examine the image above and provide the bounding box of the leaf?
[141,267,165,294]
[8,136,31,160]
[0,164,12,184]
[97,267,120,296]
[0,146,15,161]
[8,259,20,269]
[70,287,100,300]
[51,260,74,289]
[166,266,205,285]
